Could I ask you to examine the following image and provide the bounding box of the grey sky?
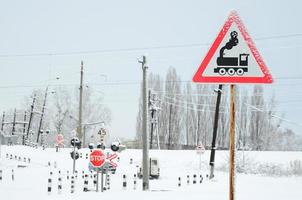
[0,0,301,138]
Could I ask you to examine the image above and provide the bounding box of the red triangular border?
[192,11,273,84]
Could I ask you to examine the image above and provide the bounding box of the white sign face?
[202,23,264,77]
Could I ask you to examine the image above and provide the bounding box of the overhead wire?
[0,33,301,58]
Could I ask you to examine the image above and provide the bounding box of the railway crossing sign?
[193,11,273,84]
[56,134,64,146]
[196,143,205,154]
[90,150,106,168]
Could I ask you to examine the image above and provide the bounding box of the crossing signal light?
[110,142,126,152]
[70,151,79,160]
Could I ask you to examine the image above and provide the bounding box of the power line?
[0,33,301,58]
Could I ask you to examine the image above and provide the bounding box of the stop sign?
[90,150,106,168]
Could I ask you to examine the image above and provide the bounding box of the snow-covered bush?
[216,151,302,176]
[288,160,302,176]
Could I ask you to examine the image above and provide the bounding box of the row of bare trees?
[136,67,302,150]
[1,86,111,146]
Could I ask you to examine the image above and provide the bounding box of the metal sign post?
[96,168,99,192]
[72,144,76,174]
[101,168,104,192]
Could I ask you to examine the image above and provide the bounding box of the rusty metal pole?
[229,84,236,200]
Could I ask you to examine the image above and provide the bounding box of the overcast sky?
[0,0,301,139]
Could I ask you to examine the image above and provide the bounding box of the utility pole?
[149,90,161,149]
[11,108,17,135]
[139,55,149,191]
[78,61,84,146]
[37,87,48,144]
[209,84,223,179]
[22,111,27,145]
[168,104,172,149]
[1,112,5,131]
[26,94,36,140]
[149,90,153,149]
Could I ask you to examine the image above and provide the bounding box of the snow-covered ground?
[0,145,301,200]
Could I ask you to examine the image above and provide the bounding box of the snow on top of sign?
[229,11,273,83]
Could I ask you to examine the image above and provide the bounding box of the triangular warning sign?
[193,11,273,84]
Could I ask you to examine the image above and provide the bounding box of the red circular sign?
[90,150,106,168]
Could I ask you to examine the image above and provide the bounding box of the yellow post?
[229,84,236,200]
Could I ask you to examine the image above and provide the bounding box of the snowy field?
[0,145,301,200]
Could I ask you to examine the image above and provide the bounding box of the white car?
[137,158,160,179]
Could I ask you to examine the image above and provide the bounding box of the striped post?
[71,176,75,193]
[93,174,97,187]
[24,157,26,162]
[6,153,8,158]
[28,158,31,163]
[122,174,127,190]
[18,156,21,161]
[133,174,137,190]
[200,174,203,184]
[130,158,133,164]
[67,171,69,180]
[12,169,14,181]
[10,154,12,159]
[193,174,197,184]
[178,177,181,187]
[83,174,88,192]
[58,176,62,194]
[75,170,78,179]
[54,161,57,168]
[47,176,52,194]
[86,153,88,160]
[0,170,2,180]
[187,175,190,185]
[90,171,93,179]
[106,173,110,190]
[80,153,82,158]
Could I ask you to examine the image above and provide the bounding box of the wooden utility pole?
[22,111,27,145]
[37,87,48,144]
[209,84,223,179]
[78,61,84,145]
[1,112,5,131]
[26,94,36,139]
[11,109,17,135]
[229,85,236,200]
